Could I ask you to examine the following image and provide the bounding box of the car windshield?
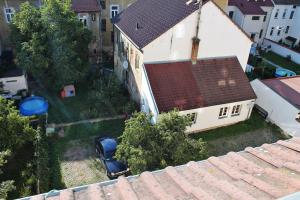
[104,150,116,160]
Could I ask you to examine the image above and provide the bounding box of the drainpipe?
[191,0,202,65]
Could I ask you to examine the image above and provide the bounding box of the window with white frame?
[4,7,14,23]
[187,113,197,124]
[231,105,242,116]
[110,5,119,18]
[290,10,295,19]
[282,9,287,19]
[274,9,279,19]
[296,112,300,123]
[219,107,229,118]
[78,15,87,27]
[285,26,290,34]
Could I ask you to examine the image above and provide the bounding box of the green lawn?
[263,51,300,74]
[48,119,125,189]
[190,111,290,156]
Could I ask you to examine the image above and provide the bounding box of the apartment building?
[226,0,274,45]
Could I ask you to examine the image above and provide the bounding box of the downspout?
[191,0,202,65]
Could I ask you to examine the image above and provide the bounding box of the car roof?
[100,138,117,152]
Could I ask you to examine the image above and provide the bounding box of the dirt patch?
[61,139,109,188]
[207,127,284,156]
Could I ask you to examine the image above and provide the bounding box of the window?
[285,26,290,34]
[250,33,256,40]
[219,107,229,118]
[290,11,295,19]
[263,15,266,22]
[111,31,114,42]
[101,19,106,32]
[91,13,96,21]
[229,11,234,19]
[135,52,140,69]
[110,5,119,18]
[79,15,87,27]
[187,113,197,124]
[293,5,297,9]
[4,7,14,23]
[270,27,274,36]
[296,112,300,123]
[252,16,260,20]
[282,9,287,19]
[277,29,281,36]
[231,105,242,116]
[259,29,263,38]
[100,0,106,9]
[274,9,279,19]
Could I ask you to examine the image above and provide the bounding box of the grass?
[48,119,125,189]
[263,51,300,74]
[190,111,290,156]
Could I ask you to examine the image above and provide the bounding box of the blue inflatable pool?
[20,96,49,116]
[274,68,296,78]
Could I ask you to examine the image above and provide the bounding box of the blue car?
[95,137,129,179]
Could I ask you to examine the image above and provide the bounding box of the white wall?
[181,99,255,133]
[226,6,245,27]
[290,6,300,44]
[263,38,300,64]
[266,5,298,42]
[143,1,252,71]
[0,75,28,94]
[242,15,265,43]
[251,79,300,136]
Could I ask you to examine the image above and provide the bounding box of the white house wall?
[266,5,298,42]
[290,6,300,44]
[251,79,300,136]
[142,1,252,71]
[0,75,28,95]
[242,15,265,43]
[181,99,255,133]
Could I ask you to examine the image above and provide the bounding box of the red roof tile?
[26,137,300,200]
[228,0,273,15]
[262,76,300,109]
[144,57,256,112]
[71,0,100,12]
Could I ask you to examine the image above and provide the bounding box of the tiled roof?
[228,0,273,15]
[262,76,300,109]
[71,0,100,12]
[144,57,256,113]
[114,0,202,48]
[272,0,300,5]
[25,137,300,200]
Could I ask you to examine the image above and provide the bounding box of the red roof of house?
[262,76,300,109]
[71,0,100,12]
[144,57,256,112]
[28,137,300,200]
[228,0,273,15]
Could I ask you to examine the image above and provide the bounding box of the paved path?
[47,115,125,128]
[262,58,283,69]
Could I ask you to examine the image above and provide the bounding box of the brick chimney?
[191,37,200,65]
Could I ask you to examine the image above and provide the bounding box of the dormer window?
[4,7,14,23]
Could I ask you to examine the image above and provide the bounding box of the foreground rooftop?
[24,137,300,200]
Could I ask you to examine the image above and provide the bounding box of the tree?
[115,110,207,174]
[0,98,38,151]
[11,0,92,90]
[0,150,15,199]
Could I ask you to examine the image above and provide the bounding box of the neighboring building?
[0,0,42,52]
[251,76,300,136]
[114,0,254,131]
[265,0,300,46]
[25,137,300,200]
[0,68,28,95]
[142,57,256,132]
[71,0,102,60]
[100,0,136,54]
[226,0,274,45]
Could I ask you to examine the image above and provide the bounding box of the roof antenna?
[191,0,202,65]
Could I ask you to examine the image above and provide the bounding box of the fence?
[262,38,300,65]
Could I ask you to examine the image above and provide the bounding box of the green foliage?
[0,151,15,199]
[35,128,50,193]
[11,0,92,90]
[115,111,207,174]
[0,98,38,151]
[86,75,133,118]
